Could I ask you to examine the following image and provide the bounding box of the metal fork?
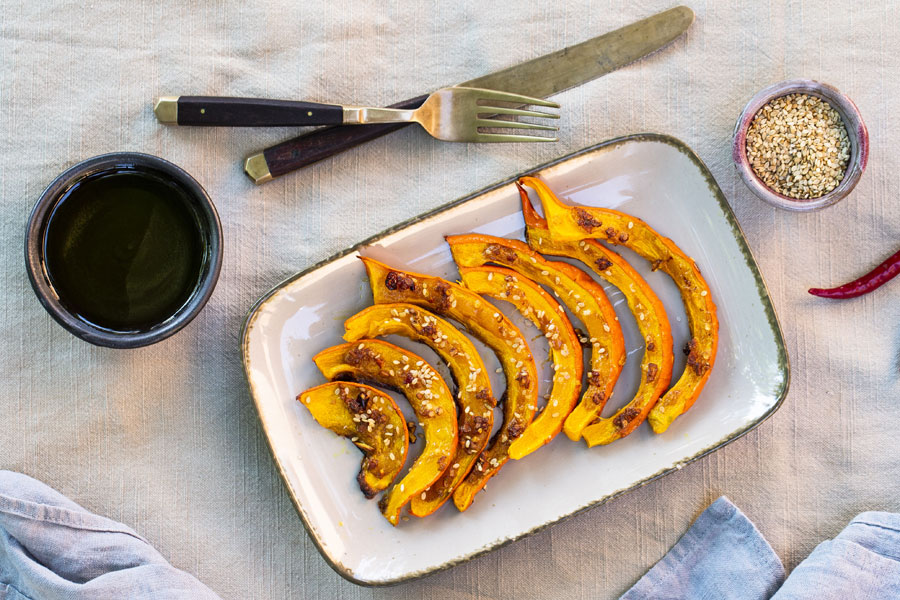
[154,87,560,143]
[341,87,559,142]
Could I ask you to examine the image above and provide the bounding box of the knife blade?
[244,6,694,184]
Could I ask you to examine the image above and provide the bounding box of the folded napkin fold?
[0,471,220,600]
[622,496,900,600]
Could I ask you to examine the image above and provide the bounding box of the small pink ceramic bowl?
[732,79,868,211]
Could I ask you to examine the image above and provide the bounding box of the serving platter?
[240,133,789,586]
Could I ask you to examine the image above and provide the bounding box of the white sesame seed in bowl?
[732,79,868,211]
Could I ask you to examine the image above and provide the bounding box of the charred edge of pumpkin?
[519,176,719,433]
[357,466,378,499]
[457,266,583,459]
[359,257,539,512]
[297,381,409,500]
[312,340,458,525]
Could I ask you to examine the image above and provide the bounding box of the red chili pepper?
[809,247,900,299]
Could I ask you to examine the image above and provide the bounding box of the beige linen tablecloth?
[2,1,899,598]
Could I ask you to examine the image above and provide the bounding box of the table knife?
[244,6,694,184]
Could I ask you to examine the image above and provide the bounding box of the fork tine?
[464,87,560,108]
[473,132,559,143]
[476,119,558,131]
[476,106,560,119]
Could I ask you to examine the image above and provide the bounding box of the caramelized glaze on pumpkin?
[522,176,718,433]
[343,304,494,516]
[297,382,410,498]
[359,257,537,511]
[445,233,625,441]
[458,266,582,459]
[518,183,675,445]
[313,340,457,525]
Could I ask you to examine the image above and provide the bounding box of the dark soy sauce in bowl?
[27,153,222,348]
[42,168,207,331]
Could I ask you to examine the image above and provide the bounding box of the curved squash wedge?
[313,340,457,525]
[359,257,538,511]
[458,266,582,459]
[342,303,494,516]
[445,234,626,442]
[522,175,719,434]
[518,184,675,445]
[297,382,410,499]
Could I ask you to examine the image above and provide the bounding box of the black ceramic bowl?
[25,153,223,348]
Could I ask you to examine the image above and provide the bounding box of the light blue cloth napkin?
[622,496,900,600]
[771,511,900,599]
[621,496,785,600]
[0,471,220,600]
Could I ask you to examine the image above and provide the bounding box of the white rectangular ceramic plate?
[241,133,789,586]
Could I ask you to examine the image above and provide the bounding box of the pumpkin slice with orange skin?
[297,382,410,499]
[522,175,719,434]
[313,340,457,526]
[457,266,582,459]
[342,303,494,516]
[518,183,675,445]
[445,234,626,441]
[359,257,538,511]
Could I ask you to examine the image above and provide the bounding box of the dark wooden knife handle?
[260,95,429,178]
[176,96,344,127]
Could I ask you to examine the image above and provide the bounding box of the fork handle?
[155,96,345,127]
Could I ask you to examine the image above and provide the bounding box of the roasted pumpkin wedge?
[518,184,675,445]
[445,234,626,441]
[359,257,538,511]
[342,303,494,517]
[458,266,582,459]
[313,340,457,526]
[522,175,719,434]
[297,382,410,499]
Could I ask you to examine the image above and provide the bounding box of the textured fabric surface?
[0,471,221,600]
[2,1,899,598]
[621,497,784,600]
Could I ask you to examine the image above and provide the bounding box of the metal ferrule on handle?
[341,106,417,125]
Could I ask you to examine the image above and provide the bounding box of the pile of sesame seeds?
[745,93,850,199]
